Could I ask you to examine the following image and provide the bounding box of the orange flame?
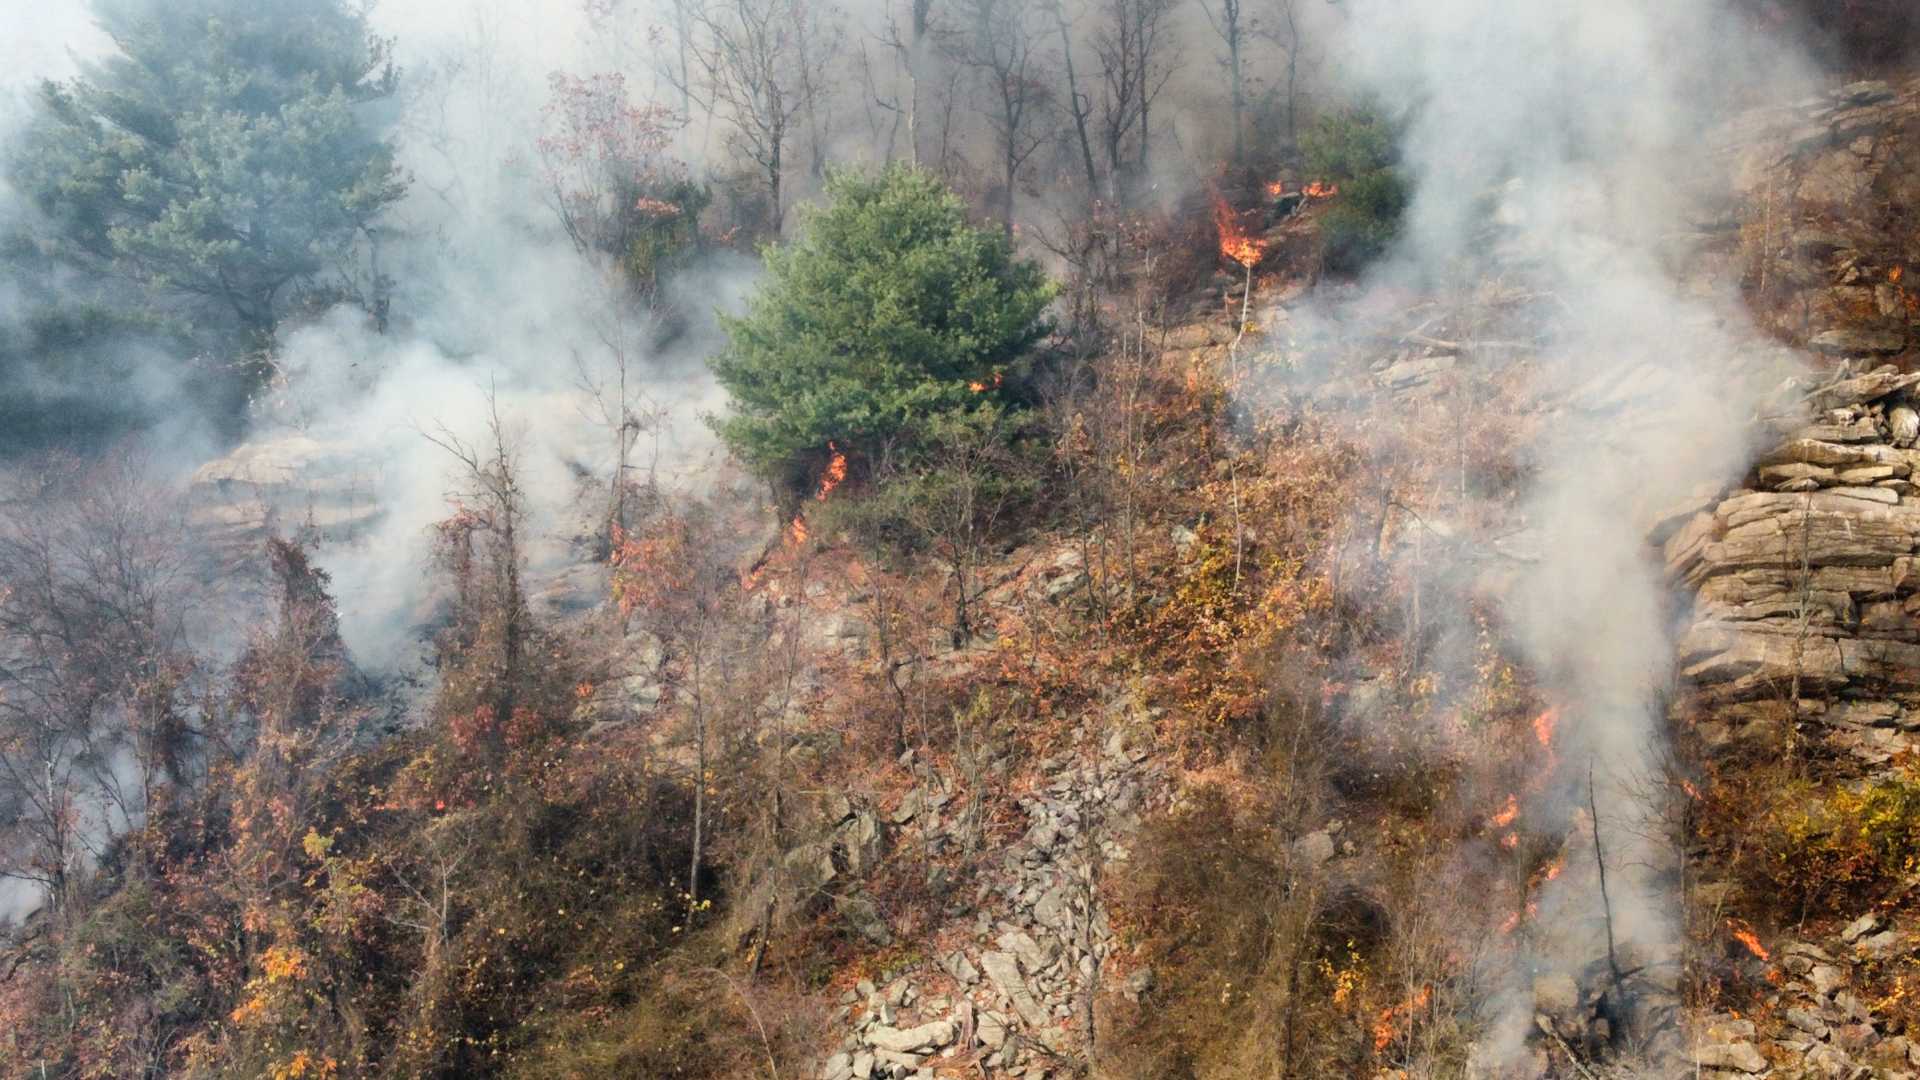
[1373,986,1432,1052]
[968,371,1004,393]
[1304,181,1340,198]
[1728,922,1769,962]
[1532,706,1560,775]
[1893,266,1905,284]
[1681,778,1703,802]
[817,443,846,501]
[1542,853,1565,881]
[788,517,809,545]
[1212,193,1265,268]
[1489,793,1519,829]
[1264,178,1286,197]
[1532,707,1558,748]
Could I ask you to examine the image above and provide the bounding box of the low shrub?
[1751,772,1920,912]
[1301,106,1409,273]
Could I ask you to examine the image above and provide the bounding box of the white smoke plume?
[211,1,756,663]
[1311,0,1818,1061]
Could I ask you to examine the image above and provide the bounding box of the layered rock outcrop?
[1668,368,1920,765]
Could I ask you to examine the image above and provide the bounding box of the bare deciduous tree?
[895,411,1032,646]
[1199,0,1247,162]
[1093,0,1175,200]
[424,391,532,742]
[876,0,943,164]
[610,500,765,921]
[680,0,844,235]
[1257,0,1306,149]
[0,453,194,918]
[1052,0,1102,199]
[952,0,1053,235]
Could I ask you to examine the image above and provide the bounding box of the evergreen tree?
[6,0,406,377]
[1302,105,1409,272]
[708,165,1054,495]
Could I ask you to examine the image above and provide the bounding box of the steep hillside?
[13,32,1920,1080]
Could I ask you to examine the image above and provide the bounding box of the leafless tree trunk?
[883,0,940,164]
[688,631,708,917]
[662,0,706,117]
[1259,0,1305,148]
[1053,0,1101,198]
[0,453,194,917]
[902,413,1027,646]
[952,0,1052,236]
[686,0,842,235]
[1199,0,1246,162]
[571,300,666,562]
[1094,0,1174,201]
[424,390,531,735]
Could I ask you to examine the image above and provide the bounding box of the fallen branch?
[1588,764,1624,989]
[1537,1017,1602,1080]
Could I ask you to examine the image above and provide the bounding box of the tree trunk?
[1003,146,1018,239]
[1229,33,1244,163]
[769,139,784,236]
[1056,3,1100,197]
[688,645,707,919]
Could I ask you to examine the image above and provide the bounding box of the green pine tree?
[7,0,407,369]
[708,164,1055,496]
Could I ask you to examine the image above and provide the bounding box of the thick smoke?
[219,1,751,663]
[0,1,104,77]
[1317,0,1815,1059]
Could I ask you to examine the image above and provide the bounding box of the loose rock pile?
[818,719,1164,1079]
[1694,912,1920,1078]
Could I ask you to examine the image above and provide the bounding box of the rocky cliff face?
[1661,74,1920,1080]
[1665,368,1920,1078]
[1670,369,1920,761]
[1719,77,1920,357]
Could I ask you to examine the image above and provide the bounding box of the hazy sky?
[0,2,106,88]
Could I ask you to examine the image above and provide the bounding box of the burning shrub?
[708,164,1056,503]
[1302,106,1409,272]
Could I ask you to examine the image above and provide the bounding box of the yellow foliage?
[1752,772,1920,908]
[271,1050,339,1080]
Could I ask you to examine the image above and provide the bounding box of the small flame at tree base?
[816,442,847,501]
